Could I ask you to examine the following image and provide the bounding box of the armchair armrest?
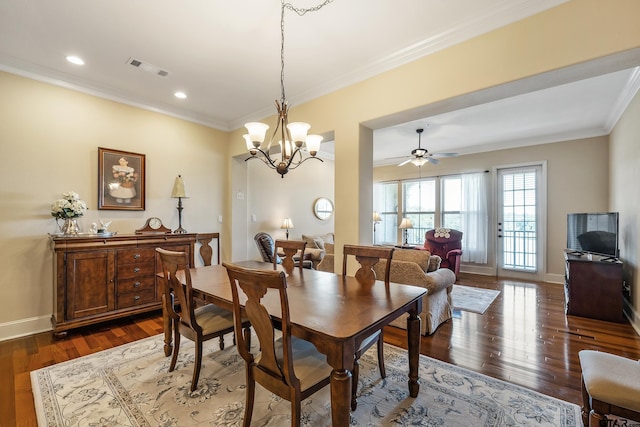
[446,249,462,259]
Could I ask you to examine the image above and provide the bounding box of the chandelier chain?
[280,0,334,102]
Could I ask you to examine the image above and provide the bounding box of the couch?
[372,248,456,335]
[301,232,334,269]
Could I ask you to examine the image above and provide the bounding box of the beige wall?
[0,71,229,339]
[3,0,640,339]
[245,156,335,261]
[374,136,610,280]
[610,87,640,331]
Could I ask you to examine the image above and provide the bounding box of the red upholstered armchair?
[423,228,463,275]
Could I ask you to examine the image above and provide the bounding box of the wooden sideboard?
[50,233,197,336]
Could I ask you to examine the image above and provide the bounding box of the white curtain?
[461,172,488,263]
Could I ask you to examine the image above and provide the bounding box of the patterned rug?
[31,334,581,426]
[451,284,501,314]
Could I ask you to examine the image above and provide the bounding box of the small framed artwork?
[98,147,146,210]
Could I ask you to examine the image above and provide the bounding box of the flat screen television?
[567,212,619,258]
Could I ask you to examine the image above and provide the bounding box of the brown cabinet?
[564,250,624,323]
[51,233,196,335]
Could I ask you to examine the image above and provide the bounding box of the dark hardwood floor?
[2,273,640,426]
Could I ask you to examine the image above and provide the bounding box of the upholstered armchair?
[253,232,312,269]
[423,228,463,275]
[373,249,456,335]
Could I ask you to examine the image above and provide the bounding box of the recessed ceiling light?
[174,91,187,99]
[66,55,85,65]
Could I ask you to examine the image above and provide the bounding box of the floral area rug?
[31,334,581,426]
[451,284,501,314]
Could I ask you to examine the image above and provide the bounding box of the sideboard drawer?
[116,277,155,294]
[117,248,156,266]
[117,263,155,279]
[116,289,156,309]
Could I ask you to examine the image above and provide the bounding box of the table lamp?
[171,175,188,234]
[281,218,294,239]
[399,217,413,245]
[373,211,382,244]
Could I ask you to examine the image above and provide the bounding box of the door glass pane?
[501,170,537,271]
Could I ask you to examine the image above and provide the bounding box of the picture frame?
[98,147,146,210]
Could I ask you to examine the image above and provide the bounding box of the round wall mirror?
[313,197,334,220]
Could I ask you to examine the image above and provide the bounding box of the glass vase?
[60,218,79,236]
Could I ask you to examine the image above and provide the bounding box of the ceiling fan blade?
[433,152,458,157]
[427,157,440,164]
[398,158,412,166]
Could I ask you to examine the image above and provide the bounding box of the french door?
[497,165,545,280]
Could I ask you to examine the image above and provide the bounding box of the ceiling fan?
[396,128,458,166]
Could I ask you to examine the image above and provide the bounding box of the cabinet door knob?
[134,253,141,259]
[134,282,141,288]
[133,267,140,273]
[134,295,141,301]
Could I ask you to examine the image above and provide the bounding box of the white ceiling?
[1,0,639,166]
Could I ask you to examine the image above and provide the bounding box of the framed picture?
[98,147,146,210]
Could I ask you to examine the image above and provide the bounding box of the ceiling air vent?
[126,57,169,77]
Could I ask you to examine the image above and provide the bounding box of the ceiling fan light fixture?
[410,157,428,166]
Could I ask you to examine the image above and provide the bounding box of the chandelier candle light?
[171,175,188,234]
[281,217,294,239]
[399,217,413,246]
[243,0,333,178]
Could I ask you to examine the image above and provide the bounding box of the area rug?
[31,334,581,426]
[451,284,501,314]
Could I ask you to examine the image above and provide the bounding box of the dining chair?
[223,262,332,427]
[342,244,394,410]
[156,248,251,392]
[274,239,308,275]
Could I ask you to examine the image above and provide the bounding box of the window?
[373,182,398,244]
[402,179,435,245]
[441,176,461,229]
[374,172,488,260]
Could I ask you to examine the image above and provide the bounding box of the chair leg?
[588,410,606,427]
[243,326,252,351]
[243,367,255,427]
[169,327,180,372]
[219,334,225,350]
[191,339,203,392]
[351,358,360,411]
[377,334,386,379]
[291,399,301,427]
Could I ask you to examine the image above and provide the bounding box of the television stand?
[563,249,625,323]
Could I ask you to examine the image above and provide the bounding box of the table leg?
[329,369,352,426]
[162,293,173,357]
[406,310,421,397]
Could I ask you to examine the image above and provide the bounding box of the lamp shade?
[372,211,382,222]
[399,218,413,229]
[171,175,188,198]
[281,218,294,229]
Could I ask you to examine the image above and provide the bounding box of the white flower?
[434,228,451,238]
[51,191,88,219]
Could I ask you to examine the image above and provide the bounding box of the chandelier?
[243,0,333,178]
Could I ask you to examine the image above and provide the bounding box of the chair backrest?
[274,239,307,274]
[156,248,200,332]
[223,262,301,390]
[254,232,278,263]
[342,244,394,285]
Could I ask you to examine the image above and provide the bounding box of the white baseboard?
[0,315,52,342]
[624,298,640,336]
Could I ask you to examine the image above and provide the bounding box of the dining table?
[161,260,426,427]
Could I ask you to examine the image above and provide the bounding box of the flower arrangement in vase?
[51,191,88,235]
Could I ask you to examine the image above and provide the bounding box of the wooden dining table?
[161,260,426,427]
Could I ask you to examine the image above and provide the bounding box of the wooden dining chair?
[274,239,308,275]
[342,244,394,411]
[223,262,332,427]
[156,248,251,392]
